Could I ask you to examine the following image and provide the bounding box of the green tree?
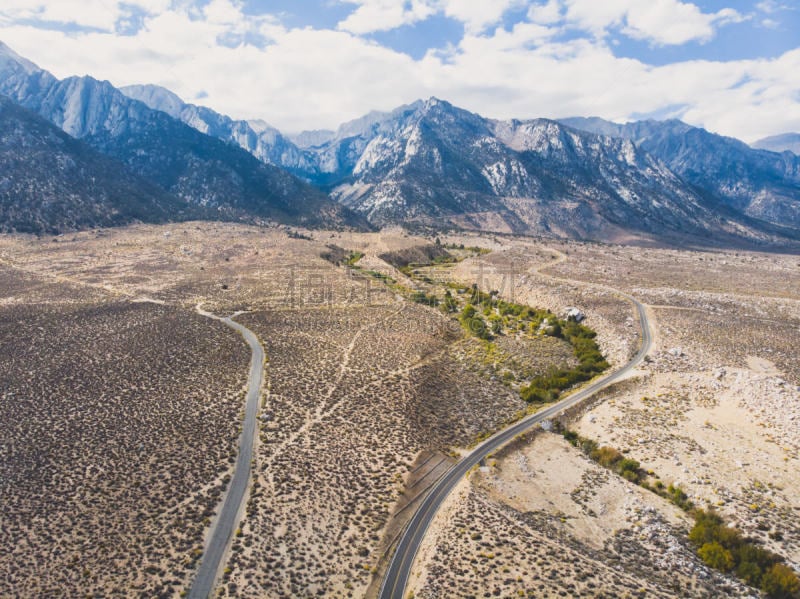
[469,317,491,340]
[736,561,763,587]
[689,509,724,546]
[698,542,734,572]
[441,291,458,313]
[735,543,780,573]
[590,446,623,468]
[761,564,800,599]
[665,484,692,510]
[545,321,562,338]
[617,458,640,475]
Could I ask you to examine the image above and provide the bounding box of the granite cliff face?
[301,98,794,245]
[562,117,800,230]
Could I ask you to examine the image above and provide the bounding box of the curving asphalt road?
[188,314,265,599]
[379,295,652,599]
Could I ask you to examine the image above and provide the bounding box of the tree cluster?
[690,510,799,598]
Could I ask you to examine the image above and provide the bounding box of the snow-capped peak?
[422,96,444,109]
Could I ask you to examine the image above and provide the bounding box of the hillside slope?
[0,41,364,229]
[561,117,800,229]
[0,96,191,233]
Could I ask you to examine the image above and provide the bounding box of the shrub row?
[520,319,609,403]
[441,283,608,401]
[561,430,650,486]
[690,509,799,598]
[559,427,798,598]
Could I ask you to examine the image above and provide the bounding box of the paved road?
[379,296,652,599]
[188,315,265,599]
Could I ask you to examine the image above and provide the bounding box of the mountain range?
[119,84,314,172]
[560,117,800,229]
[118,76,800,246]
[0,95,190,233]
[1,40,799,248]
[752,133,800,155]
[0,42,363,233]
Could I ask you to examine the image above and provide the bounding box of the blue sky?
[0,1,798,141]
[250,0,800,63]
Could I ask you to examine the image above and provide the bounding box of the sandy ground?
[0,223,579,598]
[3,224,798,598]
[408,238,799,598]
[575,363,800,564]
[409,431,752,598]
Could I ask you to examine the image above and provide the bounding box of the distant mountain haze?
[752,133,800,155]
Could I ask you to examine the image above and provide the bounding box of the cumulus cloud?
[336,0,523,35]
[0,0,120,30]
[528,0,563,25]
[439,0,527,34]
[0,1,797,142]
[620,3,744,45]
[0,0,172,31]
[528,0,744,46]
[336,0,437,34]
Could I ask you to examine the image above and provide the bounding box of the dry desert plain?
[407,237,800,598]
[0,223,798,598]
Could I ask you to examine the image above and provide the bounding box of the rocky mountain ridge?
[0,96,191,233]
[0,41,363,230]
[561,116,800,229]
[1,40,798,246]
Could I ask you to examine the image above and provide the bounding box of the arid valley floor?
[1,223,798,598]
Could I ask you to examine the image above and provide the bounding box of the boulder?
[565,307,585,322]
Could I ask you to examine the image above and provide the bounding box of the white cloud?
[0,1,797,142]
[535,0,744,46]
[336,0,437,34]
[623,3,744,45]
[439,0,525,34]
[0,0,176,31]
[678,50,800,141]
[457,21,559,54]
[528,0,563,25]
[336,0,524,35]
[755,0,794,29]
[204,0,245,26]
[0,0,120,30]
[756,0,792,14]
